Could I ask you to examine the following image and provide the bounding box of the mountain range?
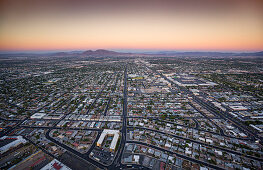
[48,50,263,57]
[142,51,263,57]
[0,49,263,57]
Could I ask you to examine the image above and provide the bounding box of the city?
[0,55,263,169]
[1,0,263,169]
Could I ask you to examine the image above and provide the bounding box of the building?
[40,159,71,170]
[229,105,248,111]
[30,113,46,119]
[96,129,120,152]
[0,136,27,154]
[44,114,64,120]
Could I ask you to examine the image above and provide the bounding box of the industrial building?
[0,136,27,154]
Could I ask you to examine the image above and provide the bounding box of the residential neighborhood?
[1,56,263,169]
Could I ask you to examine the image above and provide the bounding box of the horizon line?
[0,48,262,54]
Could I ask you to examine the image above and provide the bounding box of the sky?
[0,0,262,52]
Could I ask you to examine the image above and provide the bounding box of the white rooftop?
[97,129,120,151]
[31,113,46,119]
[41,159,71,170]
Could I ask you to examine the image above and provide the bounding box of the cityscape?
[0,54,263,169]
[0,0,263,169]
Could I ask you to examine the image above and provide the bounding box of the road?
[3,62,261,169]
[108,66,128,169]
[0,78,88,138]
[146,65,259,142]
[45,129,107,169]
[126,140,224,170]
[192,95,258,141]
[127,126,263,162]
[86,73,114,115]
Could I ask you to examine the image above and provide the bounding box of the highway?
[3,62,262,170]
[192,95,258,141]
[146,65,259,142]
[188,102,225,136]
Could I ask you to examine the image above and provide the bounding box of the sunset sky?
[0,0,262,52]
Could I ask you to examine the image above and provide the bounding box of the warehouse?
[0,136,27,154]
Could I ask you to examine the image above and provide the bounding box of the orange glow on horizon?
[0,0,262,52]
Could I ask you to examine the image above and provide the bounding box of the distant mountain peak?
[82,49,121,56]
[95,49,111,52]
